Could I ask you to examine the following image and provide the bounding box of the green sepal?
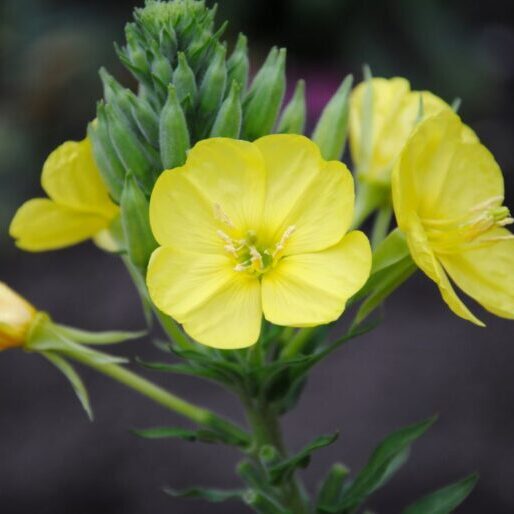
[120,173,158,272]
[402,474,478,514]
[55,325,145,345]
[42,352,93,420]
[88,112,126,202]
[159,84,190,169]
[210,80,242,138]
[173,52,198,107]
[244,490,291,514]
[131,426,242,446]
[104,103,158,195]
[353,229,416,327]
[330,416,438,513]
[268,433,339,485]
[277,79,307,134]
[312,74,353,160]
[227,33,249,94]
[242,47,287,140]
[164,487,245,503]
[316,463,350,512]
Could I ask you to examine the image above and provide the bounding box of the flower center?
[214,204,295,276]
[421,196,514,254]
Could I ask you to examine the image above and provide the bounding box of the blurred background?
[1,0,514,512]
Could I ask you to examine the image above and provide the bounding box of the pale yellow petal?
[181,138,266,233]
[147,247,234,321]
[149,168,224,254]
[261,231,372,326]
[256,135,354,254]
[392,110,502,228]
[440,228,514,319]
[42,138,118,219]
[9,199,109,251]
[404,216,484,326]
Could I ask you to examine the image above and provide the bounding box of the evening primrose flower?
[349,77,453,186]
[0,282,37,350]
[392,110,514,325]
[147,135,372,349]
[10,137,119,251]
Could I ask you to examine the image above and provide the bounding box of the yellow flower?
[10,137,119,251]
[0,283,37,350]
[147,135,372,349]
[392,109,514,325]
[349,77,453,185]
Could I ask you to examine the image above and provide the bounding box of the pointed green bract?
[277,79,307,134]
[210,81,242,138]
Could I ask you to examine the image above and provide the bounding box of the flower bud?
[172,52,198,106]
[312,74,353,160]
[277,79,306,134]
[242,47,286,140]
[127,94,159,147]
[121,173,157,272]
[0,283,37,350]
[227,33,249,94]
[159,85,190,169]
[210,81,242,138]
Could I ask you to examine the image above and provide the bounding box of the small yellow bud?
[0,282,37,350]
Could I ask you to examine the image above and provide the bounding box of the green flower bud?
[159,26,178,61]
[121,173,157,272]
[210,81,242,138]
[127,94,159,148]
[172,52,197,106]
[197,43,227,136]
[159,85,190,169]
[312,74,353,160]
[151,51,173,88]
[277,79,307,134]
[125,24,150,74]
[105,104,157,195]
[88,105,126,202]
[316,463,350,508]
[227,33,249,94]
[242,47,286,141]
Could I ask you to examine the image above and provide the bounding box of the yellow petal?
[180,138,266,233]
[261,231,371,326]
[393,110,502,228]
[9,199,109,251]
[42,138,118,219]
[255,135,354,254]
[147,247,262,349]
[404,215,484,326]
[440,229,514,320]
[350,77,451,184]
[150,168,224,253]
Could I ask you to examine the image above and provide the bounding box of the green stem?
[244,399,310,514]
[370,206,393,249]
[154,307,193,351]
[66,350,249,446]
[281,327,316,359]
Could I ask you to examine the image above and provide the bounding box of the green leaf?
[164,487,244,503]
[56,324,146,345]
[131,426,238,445]
[402,474,478,514]
[244,490,291,513]
[43,352,93,420]
[316,463,350,512]
[334,417,437,512]
[269,433,339,485]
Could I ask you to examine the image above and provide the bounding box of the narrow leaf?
[403,474,478,514]
[164,487,244,503]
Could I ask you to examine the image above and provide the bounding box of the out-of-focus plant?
[3,1,513,512]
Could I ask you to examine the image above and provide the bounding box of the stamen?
[273,225,296,257]
[213,203,235,228]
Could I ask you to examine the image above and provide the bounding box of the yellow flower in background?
[147,135,372,349]
[349,77,455,186]
[10,137,119,252]
[392,110,514,325]
[0,283,37,350]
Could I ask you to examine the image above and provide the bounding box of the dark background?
[1,0,514,513]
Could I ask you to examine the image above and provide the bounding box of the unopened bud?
[210,81,242,138]
[277,79,307,134]
[227,33,249,94]
[0,283,37,350]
